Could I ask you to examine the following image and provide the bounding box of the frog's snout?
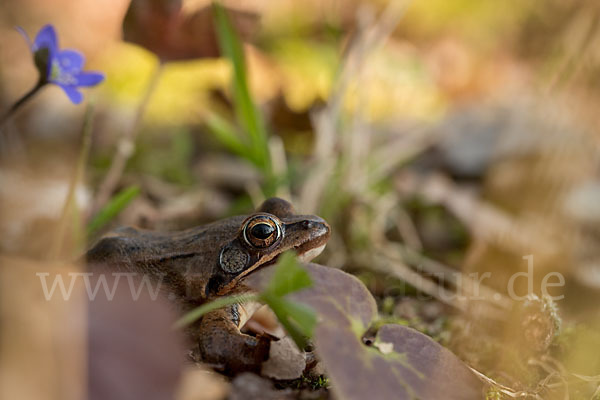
[295,217,330,262]
[301,218,328,231]
[300,217,330,239]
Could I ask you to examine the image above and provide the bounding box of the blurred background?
[2,0,600,399]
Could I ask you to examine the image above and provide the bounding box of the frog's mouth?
[282,217,330,263]
[297,243,327,262]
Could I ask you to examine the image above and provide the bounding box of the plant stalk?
[0,81,45,129]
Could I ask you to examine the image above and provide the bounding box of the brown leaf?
[246,262,377,328]
[88,270,185,400]
[247,263,483,400]
[375,324,483,399]
[123,0,258,61]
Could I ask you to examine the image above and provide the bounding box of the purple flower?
[18,24,105,104]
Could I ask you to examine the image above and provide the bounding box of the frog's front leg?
[191,305,271,373]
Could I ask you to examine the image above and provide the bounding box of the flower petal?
[16,26,32,49]
[33,24,58,53]
[60,85,84,104]
[56,50,84,73]
[75,71,105,87]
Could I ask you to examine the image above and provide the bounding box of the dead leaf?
[374,324,483,399]
[123,0,258,61]
[88,269,185,400]
[246,263,483,400]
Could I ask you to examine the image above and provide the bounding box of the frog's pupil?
[251,223,274,239]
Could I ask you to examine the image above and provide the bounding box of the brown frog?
[86,198,330,373]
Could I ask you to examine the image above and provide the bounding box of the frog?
[86,197,330,373]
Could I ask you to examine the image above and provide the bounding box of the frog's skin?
[86,197,330,373]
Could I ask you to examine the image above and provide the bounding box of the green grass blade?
[212,2,271,173]
[87,185,140,237]
[278,298,317,334]
[265,251,313,297]
[264,295,315,350]
[173,293,260,329]
[259,252,316,349]
[204,111,250,158]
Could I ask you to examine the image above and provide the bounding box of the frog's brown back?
[86,216,247,302]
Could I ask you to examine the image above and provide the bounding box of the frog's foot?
[192,307,272,374]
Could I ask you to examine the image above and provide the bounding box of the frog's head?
[86,197,330,301]
[214,197,330,294]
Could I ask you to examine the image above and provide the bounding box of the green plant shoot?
[87,185,141,237]
[174,251,316,350]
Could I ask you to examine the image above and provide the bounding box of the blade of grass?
[87,185,140,237]
[278,298,317,331]
[265,295,316,349]
[204,111,249,158]
[173,293,260,329]
[213,2,271,173]
[265,251,314,297]
[173,251,316,350]
[260,252,316,348]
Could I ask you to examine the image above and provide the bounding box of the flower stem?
[0,82,45,129]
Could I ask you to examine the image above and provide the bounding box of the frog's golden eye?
[242,215,282,248]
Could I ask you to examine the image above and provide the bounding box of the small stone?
[261,336,306,380]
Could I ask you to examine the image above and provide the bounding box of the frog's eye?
[242,215,282,248]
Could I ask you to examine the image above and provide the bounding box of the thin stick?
[545,11,600,94]
[92,61,164,214]
[385,242,512,309]
[358,252,467,311]
[269,135,292,200]
[50,102,95,260]
[300,0,412,212]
